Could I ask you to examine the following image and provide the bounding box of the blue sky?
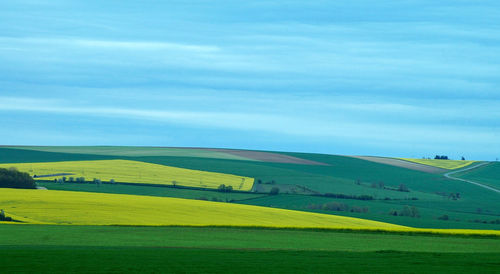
[1,1,499,160]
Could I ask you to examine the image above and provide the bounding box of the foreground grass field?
[399,158,476,170]
[0,225,499,273]
[0,159,254,191]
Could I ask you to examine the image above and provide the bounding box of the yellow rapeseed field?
[398,158,476,170]
[0,188,403,229]
[1,189,498,236]
[0,160,254,191]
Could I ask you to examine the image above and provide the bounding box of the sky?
[0,1,499,160]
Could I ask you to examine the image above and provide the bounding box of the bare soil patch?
[351,156,446,174]
[201,149,329,165]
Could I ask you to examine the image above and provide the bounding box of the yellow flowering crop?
[0,188,403,229]
[399,158,476,170]
[0,189,498,236]
[0,160,254,191]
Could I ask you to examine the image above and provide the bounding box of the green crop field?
[453,162,500,190]
[37,181,266,202]
[3,146,254,160]
[0,225,499,273]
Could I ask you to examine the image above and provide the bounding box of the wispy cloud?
[0,37,220,52]
[0,96,497,149]
[1,1,499,159]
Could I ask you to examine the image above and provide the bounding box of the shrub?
[0,209,12,222]
[391,206,420,218]
[350,206,369,213]
[398,184,409,192]
[270,187,280,195]
[217,184,233,192]
[438,215,449,221]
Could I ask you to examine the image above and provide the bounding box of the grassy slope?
[0,225,499,273]
[0,147,114,163]
[37,182,265,202]
[3,146,252,160]
[237,194,500,229]
[454,162,500,190]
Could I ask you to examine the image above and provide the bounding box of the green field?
[0,225,499,273]
[3,146,253,160]
[454,162,500,190]
[37,182,265,202]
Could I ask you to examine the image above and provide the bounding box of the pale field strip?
[0,189,498,236]
[0,160,254,191]
[398,158,477,170]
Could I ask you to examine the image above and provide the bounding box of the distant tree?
[217,184,232,192]
[270,187,280,195]
[218,184,226,192]
[109,179,115,184]
[398,183,409,192]
[389,209,399,216]
[438,214,449,221]
[350,206,369,213]
[461,156,465,160]
[410,206,420,218]
[0,209,12,222]
[172,181,177,188]
[68,177,74,183]
[400,206,412,217]
[390,206,420,218]
[0,168,36,189]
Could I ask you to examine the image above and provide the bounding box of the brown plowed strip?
[351,156,446,174]
[201,148,329,166]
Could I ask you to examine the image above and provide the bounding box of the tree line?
[0,168,36,189]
